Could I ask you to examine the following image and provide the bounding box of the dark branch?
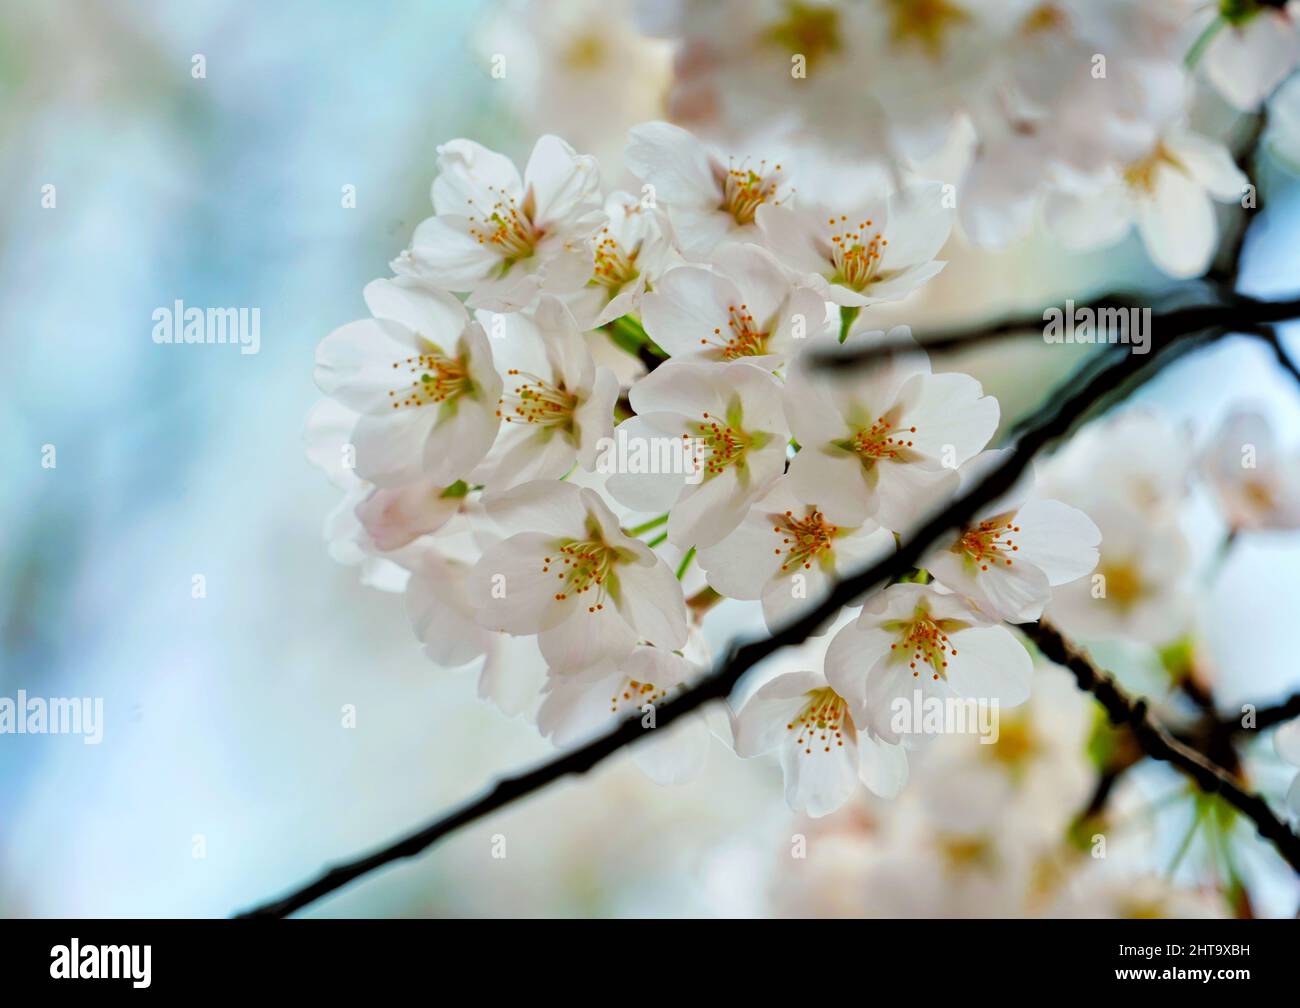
[1022,620,1300,873]
[812,293,1300,371]
[239,310,1236,918]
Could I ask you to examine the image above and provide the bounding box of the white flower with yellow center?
[566,191,675,329]
[925,450,1100,623]
[314,278,502,488]
[697,476,894,633]
[1199,408,1300,532]
[824,583,1032,746]
[1043,127,1247,279]
[538,641,715,785]
[473,297,619,492]
[732,667,909,817]
[471,481,688,673]
[642,243,831,365]
[393,135,604,312]
[607,359,791,548]
[1043,502,1191,645]
[783,331,999,530]
[756,182,952,308]
[625,120,793,258]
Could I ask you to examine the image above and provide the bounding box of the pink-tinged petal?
[351,407,439,487]
[780,735,861,818]
[612,557,689,650]
[761,561,833,633]
[477,632,546,719]
[732,670,823,757]
[1011,498,1100,585]
[824,620,897,712]
[1137,170,1215,279]
[573,368,620,471]
[363,277,468,340]
[880,181,953,271]
[539,610,639,673]
[945,625,1032,707]
[524,134,601,226]
[625,121,718,208]
[482,480,587,539]
[786,447,872,526]
[472,532,575,635]
[698,511,784,600]
[641,265,734,358]
[431,138,523,217]
[756,203,830,277]
[632,715,712,785]
[858,734,909,799]
[1205,13,1298,112]
[405,555,490,668]
[872,460,958,533]
[893,371,999,466]
[356,480,460,551]
[401,215,503,288]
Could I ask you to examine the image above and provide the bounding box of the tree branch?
[239,311,1233,918]
[1021,619,1300,874]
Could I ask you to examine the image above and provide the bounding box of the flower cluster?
[527,0,1300,278]
[307,122,1105,817]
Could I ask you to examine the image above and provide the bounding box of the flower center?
[388,350,471,410]
[787,687,854,755]
[610,677,670,714]
[497,369,577,429]
[844,415,916,464]
[1098,561,1144,610]
[1243,478,1276,512]
[1123,143,1184,196]
[1020,2,1068,35]
[721,160,785,226]
[763,1,842,67]
[889,614,959,681]
[886,0,971,58]
[772,508,838,572]
[956,514,1021,572]
[700,303,770,359]
[467,186,540,263]
[543,538,618,611]
[828,215,888,290]
[692,410,754,477]
[591,228,640,292]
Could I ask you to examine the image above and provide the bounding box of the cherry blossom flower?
[315,278,502,488]
[824,583,1033,747]
[732,667,909,818]
[1044,502,1192,645]
[641,243,831,365]
[608,359,791,548]
[624,120,793,258]
[538,642,714,785]
[783,332,999,530]
[1043,126,1247,279]
[1199,408,1300,531]
[565,191,675,329]
[925,451,1100,624]
[393,135,604,312]
[1202,2,1299,111]
[473,297,619,492]
[755,181,951,307]
[697,476,894,633]
[470,480,688,673]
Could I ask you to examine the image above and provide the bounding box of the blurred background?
[2,0,1299,917]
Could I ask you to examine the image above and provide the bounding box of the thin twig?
[238,317,1229,918]
[1022,620,1300,873]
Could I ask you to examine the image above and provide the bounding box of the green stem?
[627,513,668,536]
[676,547,696,580]
[838,305,861,344]
[1185,16,1225,69]
[647,531,669,548]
